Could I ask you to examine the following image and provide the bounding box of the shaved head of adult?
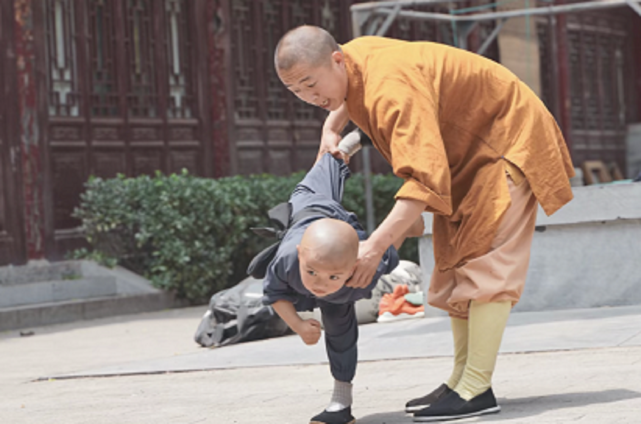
[274,26,348,112]
[274,25,339,71]
[297,219,359,297]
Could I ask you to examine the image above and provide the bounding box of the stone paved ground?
[1,306,640,424]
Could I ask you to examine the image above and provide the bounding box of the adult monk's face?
[277,51,348,112]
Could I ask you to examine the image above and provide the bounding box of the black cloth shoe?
[413,388,500,422]
[310,406,355,424]
[405,384,453,412]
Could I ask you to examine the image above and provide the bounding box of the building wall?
[419,183,641,314]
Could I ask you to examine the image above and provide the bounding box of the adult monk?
[274,25,574,422]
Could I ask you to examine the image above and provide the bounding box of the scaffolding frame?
[352,0,641,233]
[352,0,641,49]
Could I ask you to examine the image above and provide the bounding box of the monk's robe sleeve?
[370,79,452,216]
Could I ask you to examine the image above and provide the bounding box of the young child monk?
[274,26,574,422]
[255,150,424,424]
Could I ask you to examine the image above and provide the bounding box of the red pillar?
[14,0,45,259]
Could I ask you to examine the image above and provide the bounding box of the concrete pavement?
[1,305,641,423]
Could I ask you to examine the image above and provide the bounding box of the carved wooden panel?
[94,151,127,178]
[236,127,262,142]
[230,0,260,120]
[169,150,200,174]
[124,0,159,118]
[165,0,195,119]
[51,150,87,229]
[131,126,160,141]
[45,0,81,117]
[288,0,324,122]
[92,127,121,141]
[267,127,289,144]
[262,0,287,121]
[269,150,292,176]
[169,126,196,141]
[293,146,317,172]
[86,0,120,117]
[51,125,82,140]
[294,127,321,143]
[0,149,6,235]
[237,148,265,176]
[132,149,163,176]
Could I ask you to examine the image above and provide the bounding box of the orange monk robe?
[342,36,574,271]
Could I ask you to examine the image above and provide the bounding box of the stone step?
[0,261,87,286]
[0,260,191,332]
[0,292,187,332]
[0,277,118,308]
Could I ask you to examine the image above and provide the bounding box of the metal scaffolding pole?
[626,0,641,15]
[359,0,641,25]
[477,18,507,56]
[352,0,641,62]
[351,0,470,12]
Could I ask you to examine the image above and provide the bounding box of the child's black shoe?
[310,406,355,424]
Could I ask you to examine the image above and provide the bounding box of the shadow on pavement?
[357,389,641,423]
[493,389,641,420]
[357,410,413,424]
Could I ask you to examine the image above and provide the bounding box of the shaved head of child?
[274,25,348,112]
[297,218,359,297]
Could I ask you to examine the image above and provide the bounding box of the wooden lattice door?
[41,0,212,258]
[564,11,636,173]
[227,0,356,176]
[538,9,637,173]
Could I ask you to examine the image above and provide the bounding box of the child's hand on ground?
[294,319,322,345]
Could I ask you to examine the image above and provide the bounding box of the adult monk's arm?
[317,102,350,163]
[347,79,449,289]
[393,215,426,250]
[347,198,426,289]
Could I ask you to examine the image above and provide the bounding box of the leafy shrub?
[73,170,419,303]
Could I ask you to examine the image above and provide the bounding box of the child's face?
[297,246,356,298]
[277,51,348,112]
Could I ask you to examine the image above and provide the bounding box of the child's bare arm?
[272,299,321,345]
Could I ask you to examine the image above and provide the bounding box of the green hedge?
[73,170,419,303]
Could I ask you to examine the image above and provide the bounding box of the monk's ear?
[331,50,344,67]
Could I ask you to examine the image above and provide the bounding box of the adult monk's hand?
[317,129,348,163]
[316,102,350,164]
[346,241,383,289]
